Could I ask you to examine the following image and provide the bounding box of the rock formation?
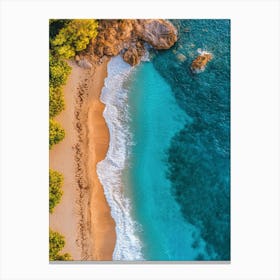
[123,41,145,66]
[85,19,177,66]
[191,52,213,73]
[134,19,177,50]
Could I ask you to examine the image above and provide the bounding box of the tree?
[49,54,71,88]
[49,169,63,213]
[49,119,65,149]
[49,87,65,118]
[49,229,72,261]
[49,19,71,39]
[51,19,98,58]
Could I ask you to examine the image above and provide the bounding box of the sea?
[97,19,230,261]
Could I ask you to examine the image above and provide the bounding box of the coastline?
[87,58,116,260]
[49,19,179,261]
[50,58,116,260]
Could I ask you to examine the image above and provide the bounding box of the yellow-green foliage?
[49,54,71,88]
[51,19,98,58]
[49,169,63,213]
[49,119,65,149]
[49,19,71,39]
[49,229,72,261]
[49,87,65,118]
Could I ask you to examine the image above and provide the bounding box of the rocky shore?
[77,19,178,66]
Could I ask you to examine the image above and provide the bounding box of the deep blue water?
[109,19,230,261]
[153,19,231,260]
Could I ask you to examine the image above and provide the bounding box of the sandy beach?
[87,58,116,260]
[50,58,116,261]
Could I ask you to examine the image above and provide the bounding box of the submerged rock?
[191,52,213,73]
[176,53,187,62]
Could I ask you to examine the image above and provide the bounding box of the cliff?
[80,19,177,66]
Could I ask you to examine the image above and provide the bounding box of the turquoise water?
[99,19,230,261]
[126,62,207,260]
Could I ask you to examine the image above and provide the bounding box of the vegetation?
[49,54,71,88]
[49,169,64,213]
[49,229,72,261]
[48,20,99,222]
[49,87,65,118]
[49,19,71,39]
[51,19,98,59]
[49,119,65,149]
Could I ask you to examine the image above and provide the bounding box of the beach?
[49,58,116,260]
[49,19,230,261]
[87,58,116,260]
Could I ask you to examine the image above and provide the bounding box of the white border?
[1,0,279,279]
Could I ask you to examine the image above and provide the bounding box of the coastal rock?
[134,19,177,49]
[122,42,145,66]
[191,52,213,73]
[91,19,177,64]
[123,47,140,66]
[93,20,134,58]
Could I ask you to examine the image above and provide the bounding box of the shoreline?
[87,58,116,260]
[50,19,178,261]
[50,58,116,260]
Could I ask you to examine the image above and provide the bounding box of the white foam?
[197,48,212,56]
[97,56,144,261]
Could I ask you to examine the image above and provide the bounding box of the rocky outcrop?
[88,19,177,66]
[191,52,213,73]
[134,19,177,50]
[122,41,145,66]
[90,20,134,62]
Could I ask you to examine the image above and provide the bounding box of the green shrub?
[49,54,71,88]
[49,19,71,39]
[49,87,65,118]
[49,169,63,213]
[49,119,65,149]
[49,229,72,261]
[51,19,98,58]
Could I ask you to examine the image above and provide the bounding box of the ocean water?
[98,19,230,261]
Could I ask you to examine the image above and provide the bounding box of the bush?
[49,229,72,261]
[49,169,63,213]
[49,119,65,149]
[51,19,98,58]
[49,87,65,118]
[49,54,71,88]
[49,19,71,39]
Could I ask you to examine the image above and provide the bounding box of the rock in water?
[123,47,140,66]
[122,41,145,66]
[135,19,178,50]
[190,52,213,73]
